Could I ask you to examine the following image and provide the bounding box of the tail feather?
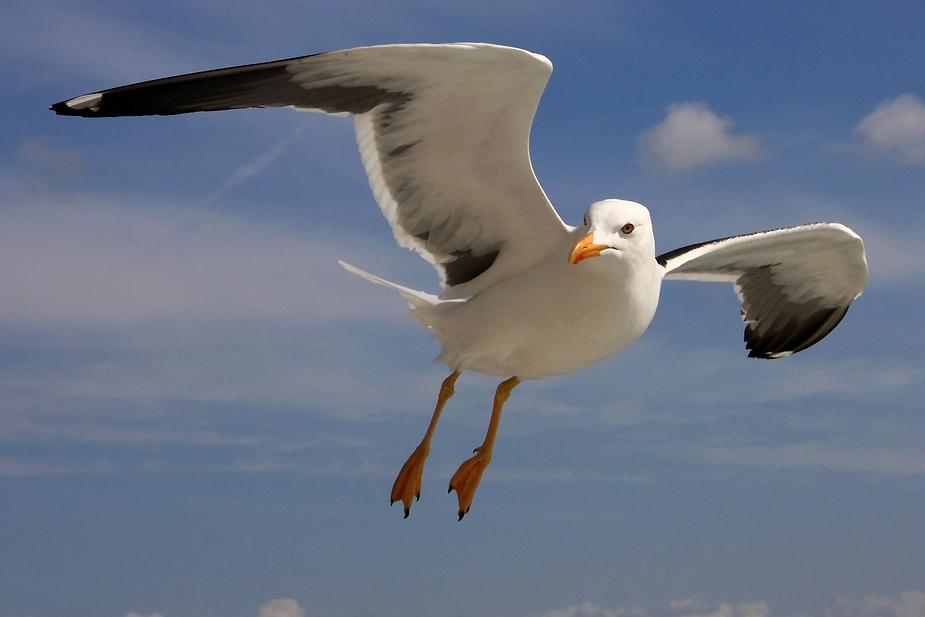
[338,260,439,310]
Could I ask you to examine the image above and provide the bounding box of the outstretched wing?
[51,43,570,299]
[657,223,868,358]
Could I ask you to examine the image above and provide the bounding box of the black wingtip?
[50,101,76,116]
[744,305,850,359]
[50,99,98,117]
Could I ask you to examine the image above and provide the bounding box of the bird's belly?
[430,262,661,379]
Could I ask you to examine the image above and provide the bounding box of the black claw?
[458,510,465,521]
[448,485,453,494]
[403,508,410,519]
[415,493,420,501]
[390,499,395,506]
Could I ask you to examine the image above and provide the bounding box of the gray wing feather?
[51,43,569,299]
[657,223,868,358]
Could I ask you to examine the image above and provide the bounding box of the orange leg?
[449,376,521,521]
[390,371,460,518]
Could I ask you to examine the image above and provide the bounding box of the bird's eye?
[583,215,588,226]
[621,223,635,234]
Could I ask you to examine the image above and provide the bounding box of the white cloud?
[671,600,769,617]
[830,592,925,617]
[258,598,305,617]
[638,102,763,172]
[534,600,646,617]
[855,93,925,166]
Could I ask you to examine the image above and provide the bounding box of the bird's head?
[568,199,655,266]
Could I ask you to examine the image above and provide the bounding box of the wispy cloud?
[0,181,445,426]
[15,136,87,178]
[0,198,404,327]
[534,592,925,617]
[638,102,763,172]
[198,121,315,208]
[692,441,925,476]
[3,1,207,85]
[0,456,115,477]
[122,598,306,617]
[855,93,925,166]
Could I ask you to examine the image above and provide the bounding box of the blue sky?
[3,1,925,617]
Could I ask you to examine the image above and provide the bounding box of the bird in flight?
[52,43,868,520]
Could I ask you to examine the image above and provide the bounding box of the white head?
[567,199,656,266]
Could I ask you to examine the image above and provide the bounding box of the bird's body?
[348,199,662,379]
[52,43,868,520]
[435,243,659,379]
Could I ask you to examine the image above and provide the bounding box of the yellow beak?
[567,232,609,265]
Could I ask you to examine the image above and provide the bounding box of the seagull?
[52,43,868,520]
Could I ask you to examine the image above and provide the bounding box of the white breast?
[424,251,662,379]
